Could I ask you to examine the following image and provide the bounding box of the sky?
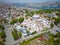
[0,0,60,3]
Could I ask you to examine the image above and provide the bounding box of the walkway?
[4,26,15,45]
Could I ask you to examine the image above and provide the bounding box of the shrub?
[0,25,5,30]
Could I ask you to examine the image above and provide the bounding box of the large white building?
[21,14,51,33]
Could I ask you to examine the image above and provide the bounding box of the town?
[0,3,60,45]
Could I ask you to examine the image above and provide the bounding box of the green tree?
[55,38,60,45]
[55,32,60,38]
[0,30,6,39]
[26,30,30,36]
[18,31,22,38]
[0,25,5,30]
[0,41,5,45]
[12,29,18,40]
[32,31,37,35]
[50,23,54,28]
[2,19,8,23]
[19,17,24,23]
[54,12,60,25]
[10,19,18,24]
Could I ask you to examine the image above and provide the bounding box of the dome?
[16,25,21,31]
[32,14,40,19]
[21,27,27,31]
[21,27,27,34]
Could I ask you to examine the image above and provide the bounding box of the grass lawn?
[34,32,60,45]
[20,33,43,45]
[19,32,55,45]
[20,41,31,45]
[41,28,50,32]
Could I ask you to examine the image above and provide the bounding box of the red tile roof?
[39,36,44,41]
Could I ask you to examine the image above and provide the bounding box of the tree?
[10,19,18,24]
[32,31,37,35]
[0,25,5,30]
[26,30,30,36]
[18,31,22,38]
[55,32,60,38]
[0,41,5,45]
[0,30,6,39]
[19,17,24,23]
[50,23,54,28]
[2,19,8,23]
[54,12,60,25]
[12,29,18,40]
[55,38,60,45]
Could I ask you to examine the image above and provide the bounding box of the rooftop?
[32,14,40,19]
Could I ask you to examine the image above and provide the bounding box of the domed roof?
[16,25,21,31]
[21,27,27,34]
[21,27,26,31]
[32,14,40,19]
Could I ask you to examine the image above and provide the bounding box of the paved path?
[5,27,15,45]
[50,25,60,34]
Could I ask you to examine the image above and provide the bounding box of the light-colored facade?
[21,14,51,33]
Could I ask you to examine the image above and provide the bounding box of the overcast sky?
[0,0,59,3]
